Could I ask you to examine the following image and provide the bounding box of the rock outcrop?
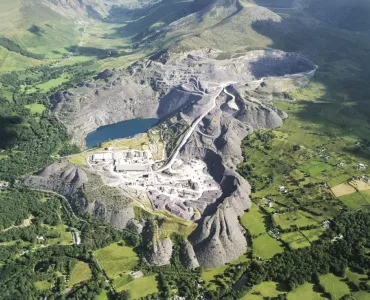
[146,237,173,266]
[189,201,247,268]
[22,163,134,229]
[180,240,200,269]
[51,48,316,147]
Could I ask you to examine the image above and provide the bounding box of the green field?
[319,273,350,300]
[24,103,46,114]
[202,265,228,286]
[253,233,284,259]
[241,281,284,299]
[353,291,370,300]
[113,274,134,292]
[68,261,92,287]
[94,243,139,279]
[36,73,69,92]
[339,192,370,209]
[300,228,325,242]
[0,46,41,73]
[280,231,310,249]
[120,275,158,300]
[360,190,370,203]
[287,282,325,300]
[47,224,73,245]
[345,268,367,286]
[240,204,266,236]
[97,290,109,300]
[34,280,54,291]
[202,253,249,291]
[273,211,320,230]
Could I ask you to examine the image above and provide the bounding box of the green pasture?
[240,204,266,236]
[113,274,133,292]
[287,282,325,300]
[68,261,92,287]
[94,242,139,279]
[319,273,350,300]
[47,224,73,245]
[25,103,46,114]
[353,291,370,300]
[253,233,284,259]
[34,280,54,291]
[339,192,370,210]
[300,227,325,242]
[280,231,310,249]
[273,211,319,230]
[121,275,158,300]
[241,281,285,299]
[345,268,367,286]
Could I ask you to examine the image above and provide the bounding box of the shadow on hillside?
[102,0,213,40]
[65,46,125,59]
[28,25,43,36]
[0,115,23,150]
[250,12,370,148]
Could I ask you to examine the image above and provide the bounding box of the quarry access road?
[224,87,239,110]
[155,81,236,173]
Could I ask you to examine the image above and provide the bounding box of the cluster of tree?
[0,37,44,60]
[0,224,62,245]
[0,61,93,89]
[80,222,140,250]
[0,188,60,229]
[0,243,108,299]
[0,96,69,180]
[229,211,370,298]
[58,144,81,156]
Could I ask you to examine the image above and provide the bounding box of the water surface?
[85,118,158,147]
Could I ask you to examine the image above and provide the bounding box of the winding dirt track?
[155,81,236,172]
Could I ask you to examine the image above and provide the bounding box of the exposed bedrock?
[189,199,248,268]
[88,200,135,229]
[142,220,173,266]
[146,237,173,266]
[157,88,202,119]
[22,163,135,229]
[180,240,200,269]
[236,101,288,130]
[179,135,252,267]
[50,48,316,147]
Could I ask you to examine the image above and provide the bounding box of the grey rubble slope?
[51,49,314,147]
[23,162,134,229]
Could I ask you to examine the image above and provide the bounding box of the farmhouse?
[358,163,366,169]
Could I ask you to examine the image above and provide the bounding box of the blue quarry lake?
[85,118,158,147]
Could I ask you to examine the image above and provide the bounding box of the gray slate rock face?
[237,101,287,130]
[189,202,247,268]
[126,219,144,234]
[94,69,117,80]
[180,240,200,269]
[23,163,134,229]
[189,171,251,268]
[145,237,173,266]
[109,206,135,229]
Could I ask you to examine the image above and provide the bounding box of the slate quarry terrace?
[89,149,221,220]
